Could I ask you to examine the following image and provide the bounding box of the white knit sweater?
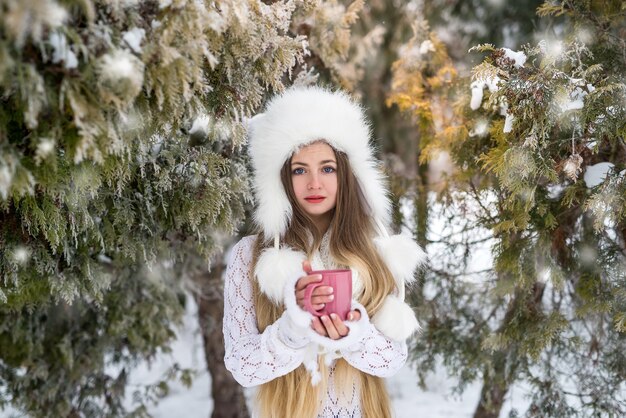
[223,235,408,417]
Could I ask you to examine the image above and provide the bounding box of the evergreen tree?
[341,0,545,242]
[0,0,317,415]
[389,1,626,416]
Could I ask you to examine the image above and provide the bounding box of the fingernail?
[321,316,328,322]
[330,313,337,320]
[348,313,353,321]
[328,294,334,300]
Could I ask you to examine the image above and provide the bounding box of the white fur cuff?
[371,295,420,342]
[282,269,314,328]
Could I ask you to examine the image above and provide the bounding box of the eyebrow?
[291,159,336,166]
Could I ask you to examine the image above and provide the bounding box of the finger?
[295,274,323,291]
[312,286,334,296]
[347,310,361,322]
[302,260,313,274]
[310,294,334,305]
[297,297,319,310]
[296,285,332,310]
[311,317,327,336]
[301,286,332,303]
[330,313,349,337]
[320,315,340,340]
[296,294,326,309]
[299,299,325,311]
[296,284,322,301]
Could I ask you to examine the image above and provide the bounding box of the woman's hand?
[295,260,362,340]
[311,310,362,340]
[295,260,333,311]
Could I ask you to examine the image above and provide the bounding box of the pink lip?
[305,196,325,202]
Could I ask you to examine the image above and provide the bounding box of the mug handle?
[303,282,324,316]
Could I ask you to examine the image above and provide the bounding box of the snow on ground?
[120,294,213,417]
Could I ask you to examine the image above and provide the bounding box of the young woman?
[223,86,426,418]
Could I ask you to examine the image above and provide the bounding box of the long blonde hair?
[251,142,397,418]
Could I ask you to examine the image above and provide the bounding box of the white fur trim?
[255,247,306,304]
[323,350,342,366]
[248,86,391,239]
[303,346,322,386]
[375,234,427,288]
[282,268,314,328]
[371,295,420,341]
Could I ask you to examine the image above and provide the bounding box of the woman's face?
[290,141,338,231]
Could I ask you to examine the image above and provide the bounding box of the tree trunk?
[473,281,546,418]
[194,258,249,418]
[472,352,508,418]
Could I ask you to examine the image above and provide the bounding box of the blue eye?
[292,167,305,175]
[323,166,335,173]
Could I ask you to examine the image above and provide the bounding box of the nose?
[307,172,321,190]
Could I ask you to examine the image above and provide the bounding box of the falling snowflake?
[469,119,489,137]
[13,246,31,265]
[35,138,56,163]
[0,164,12,200]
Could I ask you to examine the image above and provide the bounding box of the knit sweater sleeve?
[339,320,408,378]
[223,236,310,387]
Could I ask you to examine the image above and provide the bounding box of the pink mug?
[303,269,352,321]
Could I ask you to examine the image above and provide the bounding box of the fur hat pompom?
[371,295,421,341]
[375,234,427,288]
[255,247,306,304]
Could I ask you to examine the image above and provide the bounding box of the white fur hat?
[247,86,391,241]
